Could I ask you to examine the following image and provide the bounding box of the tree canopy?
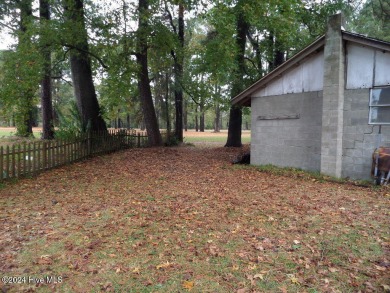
[0,0,387,144]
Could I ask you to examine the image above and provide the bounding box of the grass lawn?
[0,128,250,147]
[184,130,251,145]
[0,146,388,292]
[0,128,42,147]
[0,129,15,137]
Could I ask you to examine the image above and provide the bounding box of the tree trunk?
[174,4,185,142]
[136,0,162,146]
[126,114,131,129]
[225,4,248,147]
[165,72,171,133]
[195,105,199,132]
[247,30,262,75]
[64,0,107,133]
[268,33,285,71]
[40,0,54,139]
[184,98,188,132]
[214,84,221,132]
[214,103,220,132]
[200,103,205,132]
[16,0,34,137]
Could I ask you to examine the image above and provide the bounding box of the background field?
[0,128,251,146]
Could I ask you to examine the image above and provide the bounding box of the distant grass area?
[184,136,251,144]
[183,130,251,144]
[0,128,252,145]
[0,128,40,147]
[0,130,14,137]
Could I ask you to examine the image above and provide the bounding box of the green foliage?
[1,0,388,137]
[164,132,181,146]
[349,0,390,42]
[0,43,42,137]
[55,100,90,140]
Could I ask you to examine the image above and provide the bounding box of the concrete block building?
[232,14,390,179]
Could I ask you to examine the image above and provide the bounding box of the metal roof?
[232,31,390,107]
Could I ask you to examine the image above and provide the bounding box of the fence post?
[32,142,36,174]
[88,131,92,156]
[138,133,141,148]
[48,141,52,169]
[17,144,21,178]
[23,143,26,176]
[0,147,3,180]
[43,141,47,169]
[27,143,31,174]
[37,142,41,172]
[11,145,15,178]
[5,146,9,179]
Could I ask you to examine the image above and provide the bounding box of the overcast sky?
[0,28,15,50]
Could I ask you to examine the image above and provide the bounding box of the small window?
[369,87,390,125]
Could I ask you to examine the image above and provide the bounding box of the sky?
[0,28,15,50]
[0,0,127,50]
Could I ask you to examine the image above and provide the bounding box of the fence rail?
[0,129,148,181]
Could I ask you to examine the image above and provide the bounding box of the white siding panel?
[283,64,302,94]
[346,44,374,89]
[303,53,324,91]
[374,51,390,86]
[265,76,283,96]
[253,87,266,98]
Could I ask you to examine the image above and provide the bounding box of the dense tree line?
[0,0,388,145]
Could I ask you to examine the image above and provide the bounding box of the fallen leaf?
[182,280,194,291]
[287,274,300,284]
[279,286,288,293]
[268,216,275,221]
[374,265,387,271]
[253,273,264,280]
[381,284,390,291]
[156,261,171,270]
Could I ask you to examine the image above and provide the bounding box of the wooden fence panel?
[5,146,9,179]
[0,130,149,181]
[0,147,3,180]
[11,145,15,178]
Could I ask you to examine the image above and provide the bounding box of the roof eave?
[342,31,390,51]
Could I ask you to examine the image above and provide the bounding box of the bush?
[55,101,91,141]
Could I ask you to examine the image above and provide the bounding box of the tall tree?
[15,0,37,137]
[166,2,185,142]
[63,0,107,132]
[0,1,41,135]
[225,1,248,147]
[136,0,162,146]
[40,0,54,139]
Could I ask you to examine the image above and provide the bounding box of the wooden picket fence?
[0,129,148,181]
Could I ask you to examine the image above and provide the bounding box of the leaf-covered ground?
[0,146,389,292]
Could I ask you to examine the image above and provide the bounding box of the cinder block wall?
[342,89,390,179]
[251,92,323,171]
[320,13,345,178]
